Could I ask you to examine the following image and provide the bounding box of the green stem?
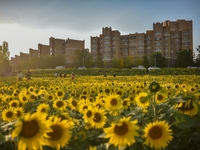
[153,93,157,121]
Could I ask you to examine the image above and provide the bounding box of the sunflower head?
[149,81,161,93]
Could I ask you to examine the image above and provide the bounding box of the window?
[104,35,110,39]
[155,31,162,35]
[104,41,110,44]
[138,35,143,39]
[138,46,143,49]
[183,32,189,35]
[138,40,143,44]
[147,46,151,49]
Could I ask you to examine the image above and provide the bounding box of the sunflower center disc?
[149,126,162,140]
[114,122,128,135]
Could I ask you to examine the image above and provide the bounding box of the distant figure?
[104,74,107,77]
[63,74,66,78]
[60,73,62,78]
[113,72,116,77]
[54,72,58,78]
[26,69,32,80]
[17,70,23,81]
[71,72,74,80]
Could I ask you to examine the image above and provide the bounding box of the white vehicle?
[55,66,65,69]
[148,67,160,71]
[132,65,146,69]
[78,66,86,69]
[187,66,199,69]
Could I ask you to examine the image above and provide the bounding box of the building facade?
[91,19,193,66]
[65,38,85,64]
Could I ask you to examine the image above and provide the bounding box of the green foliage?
[0,42,10,74]
[175,49,194,67]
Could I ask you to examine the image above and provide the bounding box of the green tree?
[142,55,149,68]
[72,49,90,68]
[149,52,167,68]
[124,56,134,68]
[93,56,104,68]
[0,41,10,74]
[175,49,194,68]
[112,57,119,68]
[194,46,200,67]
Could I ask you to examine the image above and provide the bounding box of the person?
[113,72,116,77]
[63,74,66,78]
[104,74,107,77]
[26,69,32,80]
[54,72,58,78]
[17,70,23,81]
[71,72,74,80]
[60,73,62,78]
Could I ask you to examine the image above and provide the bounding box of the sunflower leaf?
[0,132,5,145]
[174,113,200,129]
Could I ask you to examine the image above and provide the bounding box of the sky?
[0,0,200,59]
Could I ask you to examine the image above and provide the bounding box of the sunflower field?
[0,75,200,150]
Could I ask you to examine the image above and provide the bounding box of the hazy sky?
[0,0,200,58]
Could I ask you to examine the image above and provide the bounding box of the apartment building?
[38,43,50,57]
[91,19,193,65]
[29,48,38,58]
[65,38,85,64]
[49,37,85,64]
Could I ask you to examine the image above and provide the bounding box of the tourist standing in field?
[71,72,74,80]
[17,70,23,81]
[26,69,32,80]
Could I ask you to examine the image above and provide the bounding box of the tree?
[149,52,168,68]
[93,56,104,68]
[0,41,10,75]
[175,49,194,68]
[194,45,200,67]
[142,55,149,68]
[124,56,134,68]
[72,49,90,68]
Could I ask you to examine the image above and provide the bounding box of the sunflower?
[19,93,29,105]
[175,100,198,116]
[93,98,105,109]
[105,94,123,115]
[27,86,35,93]
[83,105,94,123]
[12,112,52,150]
[53,99,67,111]
[143,120,173,150]
[149,81,161,93]
[78,98,91,114]
[155,92,168,104]
[122,98,131,110]
[45,93,55,101]
[36,103,50,114]
[135,92,150,109]
[44,116,72,150]
[67,97,79,111]
[104,116,139,150]
[9,100,20,108]
[15,107,25,119]
[55,90,65,100]
[90,107,107,129]
[28,92,37,102]
[2,107,16,122]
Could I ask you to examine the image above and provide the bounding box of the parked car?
[132,65,146,69]
[187,66,199,69]
[148,67,160,71]
[78,66,86,69]
[55,66,65,69]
